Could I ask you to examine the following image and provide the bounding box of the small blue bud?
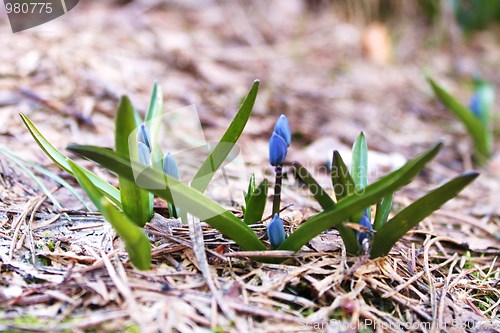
[137,142,151,166]
[163,152,180,180]
[137,123,152,151]
[469,93,481,118]
[267,214,286,248]
[356,213,373,248]
[269,132,288,166]
[273,114,291,147]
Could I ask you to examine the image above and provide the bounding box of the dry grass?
[0,153,498,332]
[0,1,499,332]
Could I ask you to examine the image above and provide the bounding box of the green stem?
[272,165,283,216]
[168,202,178,219]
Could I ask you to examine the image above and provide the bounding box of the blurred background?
[0,2,499,330]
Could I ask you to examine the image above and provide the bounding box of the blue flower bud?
[469,93,481,118]
[273,114,291,147]
[269,132,288,166]
[137,142,151,166]
[163,152,180,180]
[137,123,152,151]
[267,214,286,248]
[356,213,373,251]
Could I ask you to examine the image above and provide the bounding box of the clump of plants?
[22,80,479,269]
[427,76,495,165]
[288,131,478,257]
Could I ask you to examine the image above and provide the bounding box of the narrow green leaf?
[351,132,368,189]
[294,161,359,254]
[245,173,256,205]
[242,174,256,216]
[331,150,356,202]
[277,143,443,253]
[0,147,90,210]
[373,193,393,230]
[427,77,491,161]
[19,113,121,207]
[69,160,151,270]
[475,81,494,162]
[145,82,163,146]
[244,178,268,225]
[294,162,335,209]
[351,132,369,221]
[115,96,153,227]
[191,80,259,192]
[145,82,164,174]
[67,145,267,252]
[370,172,479,258]
[67,161,105,211]
[100,199,152,270]
[475,81,495,127]
[1,149,63,210]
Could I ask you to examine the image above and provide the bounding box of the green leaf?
[277,143,443,253]
[115,96,153,227]
[474,81,495,127]
[244,178,268,225]
[0,147,90,210]
[191,80,259,192]
[242,174,256,215]
[145,82,163,136]
[294,161,359,254]
[145,82,164,165]
[67,144,267,252]
[245,173,256,205]
[19,113,121,207]
[331,150,357,202]
[294,162,335,209]
[0,148,63,210]
[370,172,479,258]
[68,160,151,270]
[373,193,393,230]
[427,77,491,161]
[100,199,152,270]
[351,132,368,189]
[351,132,369,221]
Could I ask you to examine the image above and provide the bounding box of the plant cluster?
[22,81,479,269]
[427,76,495,164]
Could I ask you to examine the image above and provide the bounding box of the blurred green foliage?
[419,0,500,31]
[338,0,500,32]
[452,0,500,31]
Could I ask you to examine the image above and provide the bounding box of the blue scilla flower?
[269,132,288,166]
[137,142,151,166]
[267,214,286,248]
[356,213,373,252]
[469,93,481,118]
[273,114,291,147]
[163,152,180,180]
[137,123,152,151]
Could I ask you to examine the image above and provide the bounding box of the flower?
[356,213,373,252]
[469,80,495,124]
[138,142,151,166]
[267,214,286,248]
[269,114,291,166]
[137,123,152,151]
[273,114,291,147]
[269,132,288,166]
[163,152,180,180]
[469,93,481,118]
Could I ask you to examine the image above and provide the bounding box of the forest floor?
[0,1,499,332]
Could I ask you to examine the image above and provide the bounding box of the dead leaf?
[309,234,342,252]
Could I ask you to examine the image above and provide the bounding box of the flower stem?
[272,165,283,216]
